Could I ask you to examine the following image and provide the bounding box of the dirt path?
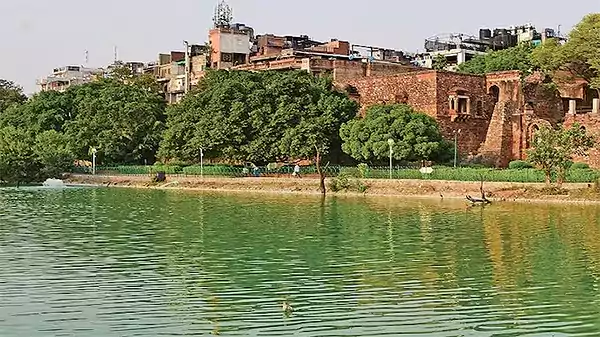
[64,174,600,204]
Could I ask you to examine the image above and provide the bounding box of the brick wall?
[344,70,438,117]
[564,113,600,168]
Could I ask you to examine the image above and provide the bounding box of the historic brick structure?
[341,69,600,168]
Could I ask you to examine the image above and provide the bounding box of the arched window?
[489,85,500,105]
[529,124,540,146]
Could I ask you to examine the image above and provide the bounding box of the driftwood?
[466,179,491,205]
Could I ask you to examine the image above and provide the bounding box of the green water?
[1,187,600,336]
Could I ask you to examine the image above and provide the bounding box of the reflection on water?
[1,188,599,336]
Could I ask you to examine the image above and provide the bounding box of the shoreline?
[63,174,600,205]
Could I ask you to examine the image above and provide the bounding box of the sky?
[0,0,597,94]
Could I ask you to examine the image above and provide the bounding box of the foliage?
[457,43,536,75]
[357,163,369,178]
[34,130,75,179]
[530,38,564,75]
[0,127,74,184]
[108,65,161,93]
[527,123,595,186]
[160,70,357,164]
[508,160,533,170]
[159,70,358,194]
[328,172,368,193]
[432,54,448,71]
[0,90,73,133]
[340,104,449,164]
[559,13,600,90]
[571,162,590,170]
[0,79,27,114]
[1,79,166,165]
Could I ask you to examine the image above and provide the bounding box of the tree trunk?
[315,149,326,195]
[544,169,551,186]
[557,168,565,188]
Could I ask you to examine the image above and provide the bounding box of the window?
[449,97,455,110]
[458,97,469,113]
[489,85,500,105]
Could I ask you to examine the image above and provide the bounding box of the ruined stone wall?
[564,113,600,168]
[343,71,438,117]
[435,72,491,156]
[332,60,367,83]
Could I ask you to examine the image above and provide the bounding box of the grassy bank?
[65,174,600,204]
[74,165,600,184]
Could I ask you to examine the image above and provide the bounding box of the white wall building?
[37,65,104,92]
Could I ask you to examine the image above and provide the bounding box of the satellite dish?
[349,54,355,60]
[369,56,375,62]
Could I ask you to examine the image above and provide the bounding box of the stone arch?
[527,124,540,148]
[489,85,500,105]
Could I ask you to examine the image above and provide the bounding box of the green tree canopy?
[558,13,600,91]
[0,79,166,165]
[527,123,595,186]
[0,79,27,114]
[0,127,74,184]
[159,70,357,165]
[159,70,357,193]
[339,104,449,164]
[457,43,536,75]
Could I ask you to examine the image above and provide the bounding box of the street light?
[200,148,204,179]
[183,40,190,94]
[91,147,98,175]
[388,138,395,179]
[453,129,462,168]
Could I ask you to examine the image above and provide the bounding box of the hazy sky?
[1,0,596,93]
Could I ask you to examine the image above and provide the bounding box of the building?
[37,65,104,92]
[342,70,600,168]
[413,24,560,70]
[147,46,209,103]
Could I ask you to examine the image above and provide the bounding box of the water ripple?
[1,188,599,336]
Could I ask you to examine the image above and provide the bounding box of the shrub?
[329,172,351,192]
[509,160,533,169]
[357,163,369,178]
[571,162,590,170]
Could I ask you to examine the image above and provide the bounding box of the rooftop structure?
[414,24,562,70]
[37,65,104,92]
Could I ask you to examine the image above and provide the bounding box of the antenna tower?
[213,0,233,28]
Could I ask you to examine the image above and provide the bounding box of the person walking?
[293,164,301,178]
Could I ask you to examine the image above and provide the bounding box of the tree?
[62,79,166,164]
[34,130,75,179]
[457,43,536,75]
[527,124,594,186]
[278,77,357,194]
[530,38,564,75]
[0,79,26,114]
[340,104,449,164]
[159,70,357,193]
[0,127,40,184]
[108,64,160,93]
[558,13,600,93]
[0,90,73,133]
[432,54,448,71]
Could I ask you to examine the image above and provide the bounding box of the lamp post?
[453,129,461,168]
[388,139,395,179]
[183,40,190,94]
[91,147,97,175]
[200,148,204,179]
